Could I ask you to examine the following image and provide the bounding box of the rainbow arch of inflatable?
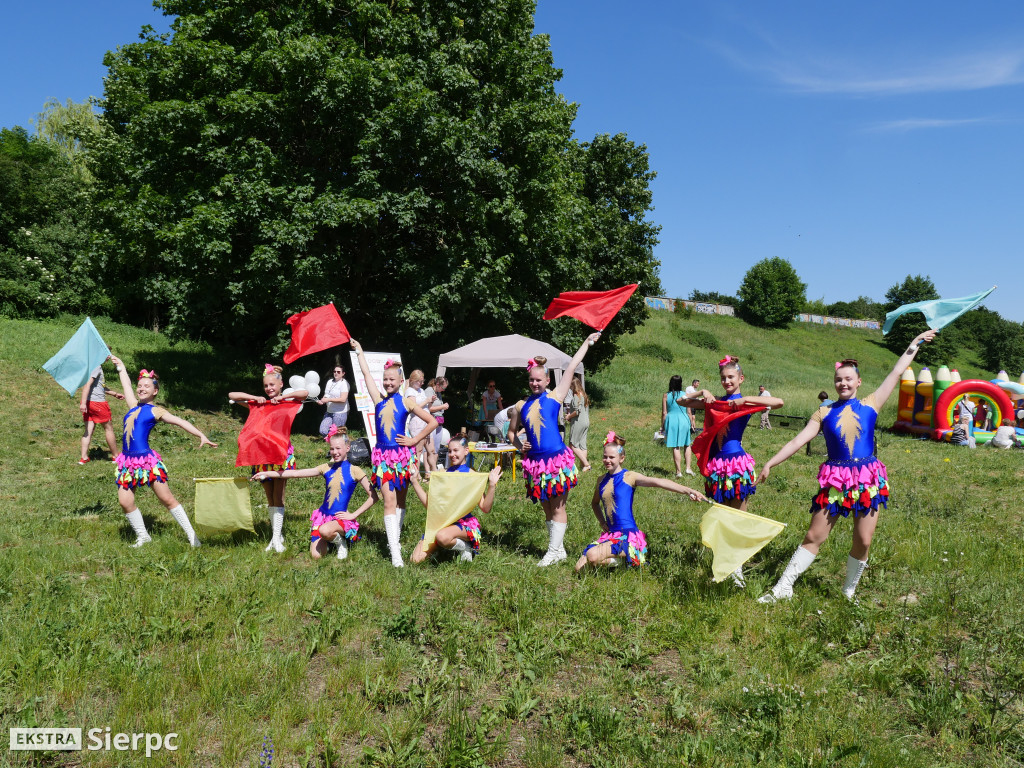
[892,365,1024,444]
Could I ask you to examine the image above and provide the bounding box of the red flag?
[283,303,350,364]
[543,284,639,330]
[235,402,302,467]
[691,400,767,477]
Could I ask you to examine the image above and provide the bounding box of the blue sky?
[3,1,1021,321]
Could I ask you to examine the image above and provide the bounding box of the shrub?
[737,257,806,328]
[681,329,720,352]
[633,343,673,363]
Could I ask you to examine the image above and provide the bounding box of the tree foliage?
[688,289,737,306]
[882,274,957,366]
[31,98,102,182]
[92,0,661,365]
[735,257,806,328]
[0,127,106,318]
[826,295,883,321]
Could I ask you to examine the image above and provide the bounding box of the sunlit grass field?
[1,310,1022,767]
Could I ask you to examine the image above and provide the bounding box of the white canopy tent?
[435,334,583,403]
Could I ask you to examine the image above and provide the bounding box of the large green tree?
[92,0,660,363]
[735,256,806,328]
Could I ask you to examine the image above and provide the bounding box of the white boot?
[729,566,746,589]
[449,538,474,562]
[265,506,286,553]
[758,546,816,603]
[331,532,349,561]
[537,520,567,566]
[169,504,201,547]
[125,509,151,548]
[842,556,868,600]
[384,513,404,567]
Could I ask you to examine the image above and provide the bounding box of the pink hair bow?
[138,369,157,380]
[263,363,276,374]
[526,358,537,371]
[718,355,733,367]
[384,358,401,369]
[834,361,842,371]
[324,424,338,442]
[603,431,618,445]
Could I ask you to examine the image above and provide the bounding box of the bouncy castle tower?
[893,366,1021,444]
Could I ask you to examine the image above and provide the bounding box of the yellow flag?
[423,471,488,545]
[700,503,786,582]
[194,478,255,534]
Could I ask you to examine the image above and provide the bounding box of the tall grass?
[1,312,1021,767]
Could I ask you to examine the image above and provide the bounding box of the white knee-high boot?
[449,538,473,562]
[125,509,151,547]
[842,556,868,599]
[758,546,816,603]
[169,504,201,547]
[538,520,567,566]
[265,506,285,553]
[383,513,404,567]
[331,532,348,560]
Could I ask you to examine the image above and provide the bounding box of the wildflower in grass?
[258,735,274,768]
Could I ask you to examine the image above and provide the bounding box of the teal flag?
[882,286,996,335]
[42,317,110,396]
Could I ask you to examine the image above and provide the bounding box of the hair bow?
[834,361,842,371]
[718,355,733,367]
[384,358,401,370]
[603,431,618,445]
[526,358,537,371]
[324,424,338,442]
[138,369,157,380]
[263,363,276,374]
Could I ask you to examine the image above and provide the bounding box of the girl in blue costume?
[350,339,437,567]
[575,433,706,572]
[108,356,218,548]
[680,356,784,507]
[756,329,936,602]
[509,332,602,566]
[254,426,377,560]
[229,364,308,553]
[407,435,503,564]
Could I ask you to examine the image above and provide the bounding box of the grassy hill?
[1,311,1022,767]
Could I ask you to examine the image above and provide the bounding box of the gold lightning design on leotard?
[123,407,141,448]
[327,467,344,508]
[601,479,618,520]
[525,398,545,441]
[837,403,862,455]
[379,397,398,439]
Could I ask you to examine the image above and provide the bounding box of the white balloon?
[306,382,321,399]
[440,428,451,444]
[288,375,305,390]
[304,370,321,386]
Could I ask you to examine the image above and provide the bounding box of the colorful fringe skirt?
[812,457,889,518]
[371,445,415,491]
[583,529,648,567]
[310,509,361,544]
[704,452,756,503]
[115,451,168,490]
[455,514,481,553]
[522,446,579,502]
[251,444,296,477]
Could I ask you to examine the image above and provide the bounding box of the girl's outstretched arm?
[252,466,326,481]
[733,395,784,410]
[350,339,382,404]
[678,389,715,409]
[397,402,438,446]
[755,418,821,485]
[228,391,266,403]
[336,477,378,521]
[273,389,308,404]
[157,412,218,448]
[633,475,707,501]
[873,329,937,407]
[478,465,503,514]
[407,472,429,507]
[551,332,601,403]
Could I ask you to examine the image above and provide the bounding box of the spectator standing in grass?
[317,364,350,436]
[563,374,592,472]
[758,385,773,429]
[79,360,124,464]
[662,374,694,476]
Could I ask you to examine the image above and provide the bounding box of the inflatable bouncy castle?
[893,366,1024,444]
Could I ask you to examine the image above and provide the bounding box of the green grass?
[2,311,1022,767]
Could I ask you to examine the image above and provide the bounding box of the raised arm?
[873,329,937,407]
[157,412,218,448]
[109,356,137,409]
[350,339,382,404]
[755,418,822,485]
[551,332,601,403]
[478,465,503,514]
